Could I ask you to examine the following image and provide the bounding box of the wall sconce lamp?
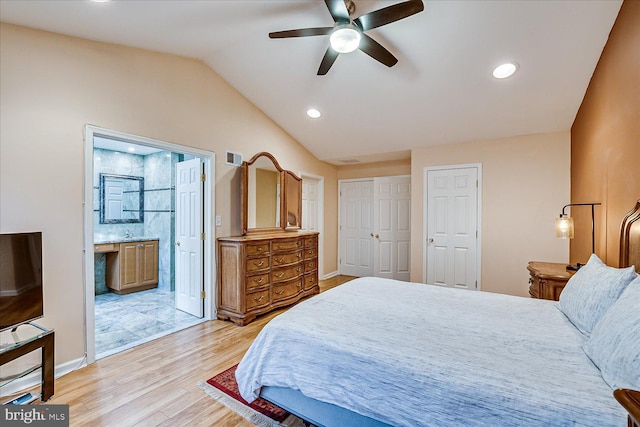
[555,202,601,270]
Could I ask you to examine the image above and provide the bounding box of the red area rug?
[204,364,289,423]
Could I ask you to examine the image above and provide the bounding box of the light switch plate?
[215,215,222,227]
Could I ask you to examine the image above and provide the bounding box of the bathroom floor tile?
[94,288,204,358]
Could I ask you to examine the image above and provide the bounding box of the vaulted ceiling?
[0,0,622,164]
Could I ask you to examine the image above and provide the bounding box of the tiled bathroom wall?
[93,148,180,294]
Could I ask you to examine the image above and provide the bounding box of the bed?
[235,201,640,427]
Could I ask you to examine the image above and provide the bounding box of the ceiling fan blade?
[317,47,340,75]
[269,27,333,38]
[358,34,398,67]
[353,0,424,31]
[324,0,350,23]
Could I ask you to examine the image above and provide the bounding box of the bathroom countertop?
[94,236,160,245]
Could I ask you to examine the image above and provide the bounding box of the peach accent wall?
[0,23,337,365]
[570,0,640,267]
[411,132,571,297]
[336,159,411,180]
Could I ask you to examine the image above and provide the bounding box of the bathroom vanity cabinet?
[95,239,159,294]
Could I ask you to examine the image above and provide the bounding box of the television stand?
[0,323,54,402]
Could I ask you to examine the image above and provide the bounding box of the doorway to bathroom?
[83,126,216,363]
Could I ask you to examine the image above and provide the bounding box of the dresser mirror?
[242,152,302,234]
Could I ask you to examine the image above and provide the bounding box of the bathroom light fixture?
[330,25,361,54]
[555,202,601,270]
[306,108,321,119]
[493,62,518,79]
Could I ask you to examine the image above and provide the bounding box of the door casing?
[83,125,216,364]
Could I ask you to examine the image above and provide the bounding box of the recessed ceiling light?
[90,0,111,3]
[493,62,518,79]
[128,147,135,152]
[306,108,321,119]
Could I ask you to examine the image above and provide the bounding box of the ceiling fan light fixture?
[330,25,361,54]
[493,62,518,79]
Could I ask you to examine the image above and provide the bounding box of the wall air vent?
[226,151,243,167]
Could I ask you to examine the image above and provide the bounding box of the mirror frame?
[99,173,144,224]
[242,152,302,235]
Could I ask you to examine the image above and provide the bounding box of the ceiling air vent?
[226,151,243,167]
[340,159,361,164]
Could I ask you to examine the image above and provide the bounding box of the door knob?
[428,238,434,243]
[176,242,181,246]
[374,234,379,239]
[370,233,374,237]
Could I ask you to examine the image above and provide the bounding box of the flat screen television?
[0,232,43,332]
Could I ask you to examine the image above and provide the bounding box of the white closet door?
[373,177,411,281]
[425,167,478,290]
[339,180,374,277]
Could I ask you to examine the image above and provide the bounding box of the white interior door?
[425,167,479,290]
[339,180,374,277]
[175,158,204,317]
[302,178,319,232]
[374,177,411,281]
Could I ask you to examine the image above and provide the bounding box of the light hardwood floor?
[12,275,355,427]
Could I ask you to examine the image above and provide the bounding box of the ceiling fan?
[269,0,424,75]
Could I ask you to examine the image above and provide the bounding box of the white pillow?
[558,254,637,336]
[583,276,640,390]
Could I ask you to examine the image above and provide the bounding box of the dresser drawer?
[246,242,269,256]
[246,256,269,273]
[273,239,302,252]
[303,274,317,290]
[246,273,270,290]
[304,259,317,273]
[246,289,269,311]
[303,236,317,248]
[303,247,317,259]
[272,278,303,302]
[272,264,303,283]
[272,250,302,267]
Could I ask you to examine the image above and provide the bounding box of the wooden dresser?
[527,261,575,301]
[217,231,319,325]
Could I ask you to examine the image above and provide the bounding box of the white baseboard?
[322,271,338,280]
[0,356,87,399]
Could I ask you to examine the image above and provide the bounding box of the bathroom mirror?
[242,152,302,234]
[99,173,144,224]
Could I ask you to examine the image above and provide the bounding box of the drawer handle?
[253,277,264,284]
[257,247,263,252]
[296,253,301,258]
[252,295,264,302]
[308,263,315,268]
[275,289,285,295]
[308,250,313,254]
[296,267,301,273]
[275,272,285,278]
[277,244,282,249]
[275,257,284,263]
[253,260,265,267]
[296,283,302,288]
[308,277,315,283]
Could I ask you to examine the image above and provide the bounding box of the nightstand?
[527,262,575,301]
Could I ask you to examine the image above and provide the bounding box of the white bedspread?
[236,277,625,426]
